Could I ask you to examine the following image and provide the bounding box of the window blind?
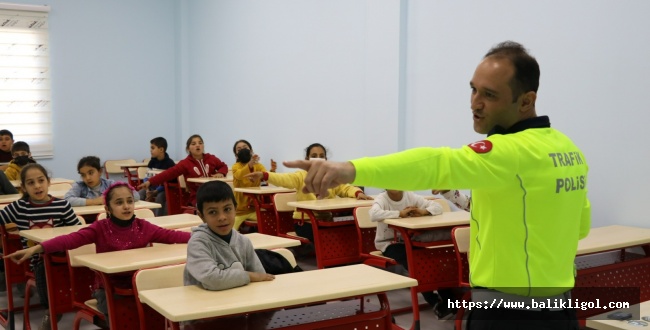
[0,4,52,158]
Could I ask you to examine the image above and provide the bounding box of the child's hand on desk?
[87,196,104,206]
[4,244,43,264]
[407,208,430,217]
[249,271,275,282]
[244,172,264,182]
[356,193,373,200]
[399,207,417,218]
[212,173,225,178]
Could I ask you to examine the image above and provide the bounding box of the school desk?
[586,300,649,330]
[233,186,295,235]
[117,162,149,186]
[287,198,374,269]
[70,232,302,330]
[71,200,161,216]
[383,211,471,330]
[573,225,650,323]
[9,177,74,188]
[138,264,418,329]
[186,176,233,184]
[245,232,301,249]
[142,213,202,229]
[19,224,89,243]
[0,191,66,204]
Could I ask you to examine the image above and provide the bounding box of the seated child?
[245,143,372,242]
[140,134,228,208]
[370,189,456,319]
[4,141,36,181]
[184,180,274,290]
[0,163,82,329]
[65,156,140,206]
[231,139,277,231]
[0,129,14,170]
[6,181,190,326]
[139,137,175,216]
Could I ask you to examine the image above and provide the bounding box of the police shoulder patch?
[467,140,493,153]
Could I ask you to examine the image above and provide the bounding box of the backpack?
[255,249,303,275]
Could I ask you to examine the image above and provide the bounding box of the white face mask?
[309,157,325,161]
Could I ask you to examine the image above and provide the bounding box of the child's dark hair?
[102,181,136,206]
[11,141,30,154]
[77,156,101,172]
[196,181,237,214]
[150,137,168,151]
[232,139,252,154]
[185,134,203,153]
[19,163,50,199]
[0,129,13,139]
[305,143,327,159]
[232,139,252,162]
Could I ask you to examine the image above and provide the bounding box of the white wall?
[10,0,179,179]
[5,1,646,227]
[184,0,400,171]
[404,0,650,227]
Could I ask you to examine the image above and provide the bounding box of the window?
[0,3,51,158]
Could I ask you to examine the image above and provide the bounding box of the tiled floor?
[0,246,455,330]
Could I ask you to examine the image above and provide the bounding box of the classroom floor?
[0,248,454,330]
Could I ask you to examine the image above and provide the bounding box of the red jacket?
[148,153,228,204]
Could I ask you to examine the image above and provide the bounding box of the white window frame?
[0,3,52,159]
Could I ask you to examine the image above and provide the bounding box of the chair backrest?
[271,248,297,268]
[137,167,149,180]
[353,206,377,255]
[96,212,107,221]
[353,206,375,229]
[134,208,155,218]
[178,174,187,189]
[104,159,137,178]
[451,226,471,287]
[67,244,97,267]
[429,198,451,212]
[76,215,86,225]
[66,244,97,309]
[133,263,186,330]
[49,182,72,192]
[272,192,296,212]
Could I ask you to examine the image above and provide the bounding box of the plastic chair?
[272,248,297,268]
[272,192,310,244]
[134,209,155,218]
[49,182,72,193]
[425,197,452,212]
[67,244,101,330]
[352,206,398,268]
[164,175,195,215]
[451,226,471,330]
[132,263,185,330]
[103,159,137,183]
[96,213,108,221]
[0,225,32,330]
[76,215,86,225]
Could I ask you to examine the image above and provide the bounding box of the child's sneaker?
[38,311,62,330]
[433,301,455,320]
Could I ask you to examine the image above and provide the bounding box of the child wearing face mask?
[245,143,372,242]
[231,139,277,230]
[4,141,36,181]
[6,182,190,326]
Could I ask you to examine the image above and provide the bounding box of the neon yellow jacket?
[351,127,590,296]
[267,171,362,219]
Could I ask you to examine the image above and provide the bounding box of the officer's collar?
[487,116,550,137]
